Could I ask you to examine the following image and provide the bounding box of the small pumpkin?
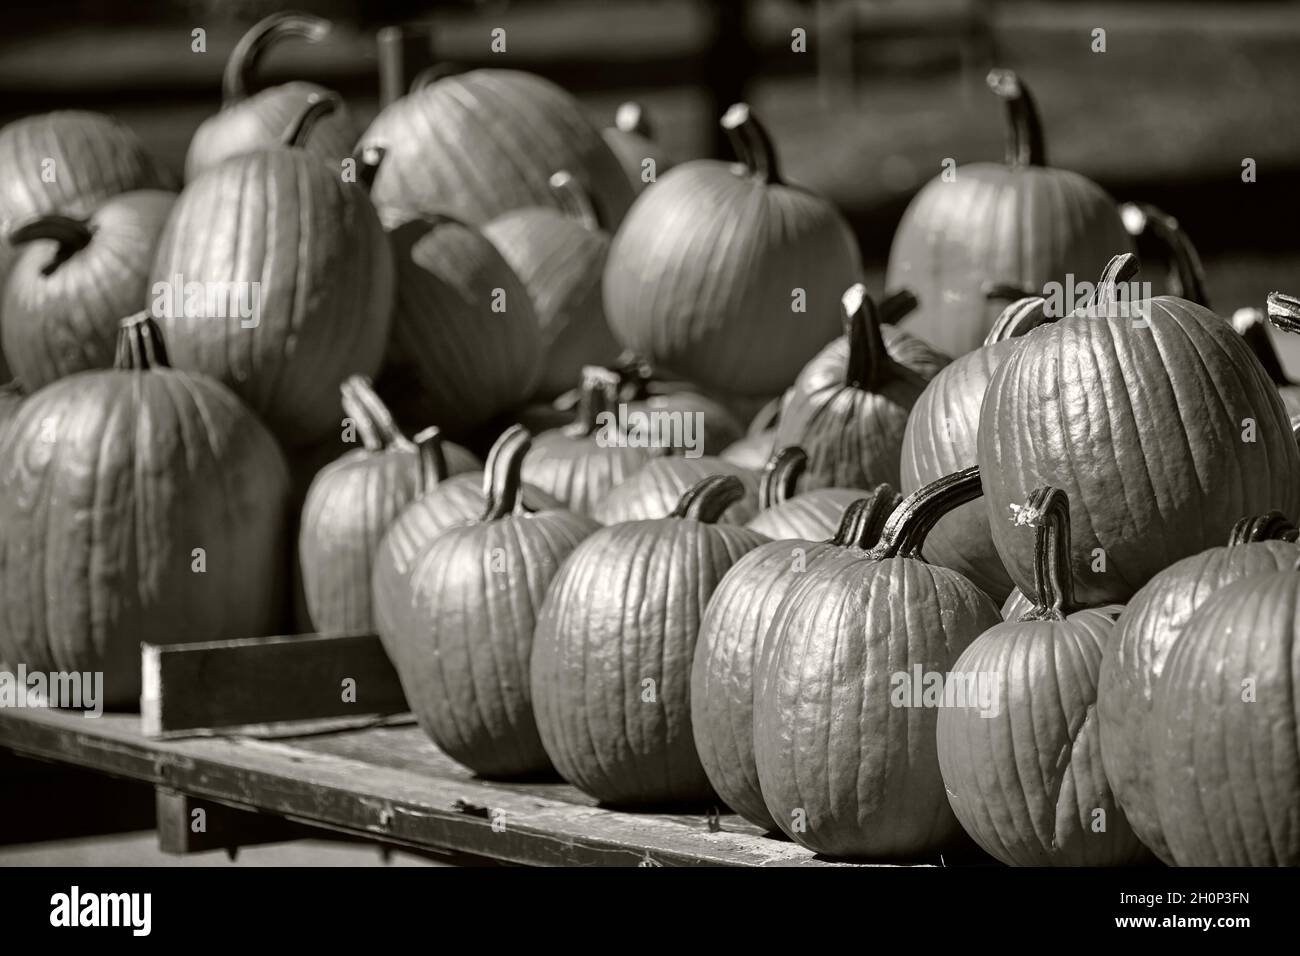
[2,190,175,392]
[150,95,394,447]
[395,426,597,778]
[886,69,1132,355]
[693,487,897,829]
[612,355,746,457]
[482,172,619,398]
[936,486,1147,866]
[746,446,863,540]
[358,68,634,229]
[184,12,355,182]
[531,475,767,805]
[1097,511,1299,863]
[604,103,862,396]
[594,455,759,525]
[978,254,1300,605]
[601,102,673,194]
[0,314,289,706]
[753,466,1002,859]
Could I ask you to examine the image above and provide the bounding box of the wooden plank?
[155,787,327,856]
[140,632,410,740]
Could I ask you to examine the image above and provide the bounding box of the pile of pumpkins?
[0,14,1297,867]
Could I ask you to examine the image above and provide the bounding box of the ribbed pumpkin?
[358,69,633,229]
[601,102,673,194]
[2,190,174,391]
[521,366,654,516]
[378,214,541,434]
[937,487,1147,866]
[899,295,1051,601]
[1150,562,1300,866]
[150,96,393,447]
[753,467,1001,858]
[1097,512,1299,863]
[532,475,767,805]
[979,253,1300,605]
[886,69,1132,356]
[395,426,597,778]
[593,455,759,525]
[0,315,289,706]
[747,446,863,540]
[693,487,898,829]
[482,172,619,398]
[774,285,944,490]
[603,104,861,396]
[184,13,354,182]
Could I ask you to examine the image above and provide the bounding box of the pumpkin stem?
[868,466,983,560]
[481,425,531,521]
[8,214,94,276]
[1120,203,1210,307]
[340,375,403,453]
[1090,253,1142,316]
[983,295,1050,345]
[1017,486,1078,621]
[613,352,656,402]
[842,284,899,390]
[114,312,171,371]
[839,484,903,549]
[352,145,386,192]
[408,63,461,94]
[670,474,745,523]
[615,102,653,138]
[986,68,1046,168]
[565,366,621,438]
[281,92,341,149]
[413,426,449,497]
[1266,291,1300,337]
[1228,511,1299,545]
[878,289,918,325]
[759,446,807,509]
[549,171,601,231]
[223,12,333,105]
[1232,306,1291,386]
[721,103,782,186]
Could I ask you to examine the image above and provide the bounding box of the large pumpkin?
[978,253,1300,605]
[593,455,759,525]
[1097,512,1299,863]
[531,475,767,805]
[753,466,1001,858]
[603,104,861,396]
[746,445,863,540]
[3,190,174,391]
[150,96,394,447]
[886,69,1132,356]
[184,13,354,182]
[0,315,289,706]
[693,487,897,829]
[937,486,1147,866]
[357,69,633,229]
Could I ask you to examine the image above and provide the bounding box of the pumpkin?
[1241,292,1300,418]
[2,190,174,392]
[774,285,943,490]
[1097,511,1298,863]
[720,393,785,470]
[0,381,23,444]
[978,253,1300,605]
[482,172,619,398]
[1151,561,1300,866]
[612,355,746,457]
[899,295,1051,602]
[358,69,633,229]
[393,426,597,777]
[521,366,654,515]
[184,13,355,182]
[0,314,289,707]
[936,486,1147,866]
[886,69,1132,356]
[603,103,861,396]
[594,455,759,525]
[747,446,863,540]
[377,213,542,434]
[693,487,898,829]
[150,95,394,447]
[753,466,1002,858]
[531,475,767,805]
[1118,202,1210,305]
[601,102,672,194]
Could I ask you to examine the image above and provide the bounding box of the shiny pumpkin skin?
[149,148,394,447]
[1097,538,1298,863]
[754,550,1000,858]
[521,431,652,518]
[531,511,766,805]
[0,361,289,707]
[747,488,860,540]
[887,163,1131,356]
[3,191,175,392]
[978,299,1300,605]
[359,70,633,229]
[593,457,759,525]
[1151,571,1300,866]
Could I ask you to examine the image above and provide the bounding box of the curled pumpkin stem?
[115,312,171,371]
[759,446,808,509]
[224,12,332,105]
[341,375,403,452]
[565,366,621,438]
[1017,486,1078,621]
[984,295,1050,346]
[721,103,782,185]
[1266,292,1300,336]
[615,102,653,138]
[9,214,94,276]
[282,92,341,149]
[1090,253,1141,316]
[842,284,903,391]
[1228,511,1299,545]
[878,289,919,325]
[868,466,983,560]
[1120,202,1210,307]
[549,171,601,231]
[481,425,531,521]
[671,474,744,523]
[836,483,902,550]
[413,426,448,496]
[987,68,1046,168]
